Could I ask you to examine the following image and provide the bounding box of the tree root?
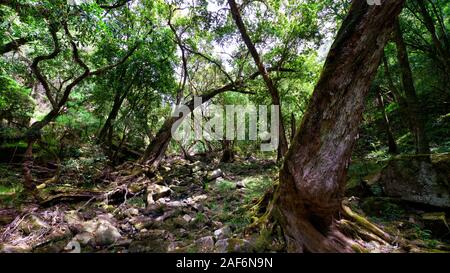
[245,188,408,252]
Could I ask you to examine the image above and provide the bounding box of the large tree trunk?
[393,19,430,155]
[227,0,289,159]
[375,86,398,154]
[274,0,405,253]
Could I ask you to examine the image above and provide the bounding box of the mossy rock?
[361,197,405,220]
[379,156,450,208]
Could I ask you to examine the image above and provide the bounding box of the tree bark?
[290,112,296,142]
[375,86,398,154]
[393,19,430,155]
[227,0,289,160]
[274,0,405,253]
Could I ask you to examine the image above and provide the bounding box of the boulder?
[379,157,450,208]
[69,215,121,247]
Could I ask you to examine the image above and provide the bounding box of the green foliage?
[0,75,34,122]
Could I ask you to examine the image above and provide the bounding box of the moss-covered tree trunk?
[274,0,405,253]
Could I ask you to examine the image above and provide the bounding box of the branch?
[97,0,132,10]
[88,43,139,76]
[0,36,30,55]
[30,24,60,108]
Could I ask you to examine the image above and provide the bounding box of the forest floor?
[0,147,449,253]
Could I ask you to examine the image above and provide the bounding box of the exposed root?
[245,187,408,252]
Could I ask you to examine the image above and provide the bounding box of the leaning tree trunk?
[393,19,430,155]
[141,116,177,170]
[274,0,405,253]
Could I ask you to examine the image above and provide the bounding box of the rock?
[34,239,70,253]
[129,216,155,231]
[19,215,50,235]
[64,211,83,227]
[147,184,171,204]
[214,238,251,253]
[360,197,404,219]
[195,236,215,252]
[192,165,202,173]
[0,243,32,253]
[379,157,450,208]
[214,226,231,239]
[236,181,246,189]
[72,216,122,247]
[124,207,140,217]
[212,221,223,228]
[182,214,193,222]
[129,230,171,253]
[167,241,185,252]
[207,169,223,181]
[93,221,121,246]
[73,232,95,246]
[421,212,450,238]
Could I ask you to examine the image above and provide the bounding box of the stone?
[214,226,231,239]
[380,157,450,208]
[73,232,94,246]
[167,241,185,252]
[93,221,121,246]
[147,184,171,204]
[182,214,193,222]
[207,169,223,181]
[71,216,122,247]
[195,236,215,252]
[214,238,251,253]
[129,230,170,253]
[124,207,140,217]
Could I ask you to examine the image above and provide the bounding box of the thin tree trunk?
[98,80,133,143]
[221,140,234,163]
[393,19,430,155]
[227,0,289,159]
[274,0,405,253]
[375,86,398,154]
